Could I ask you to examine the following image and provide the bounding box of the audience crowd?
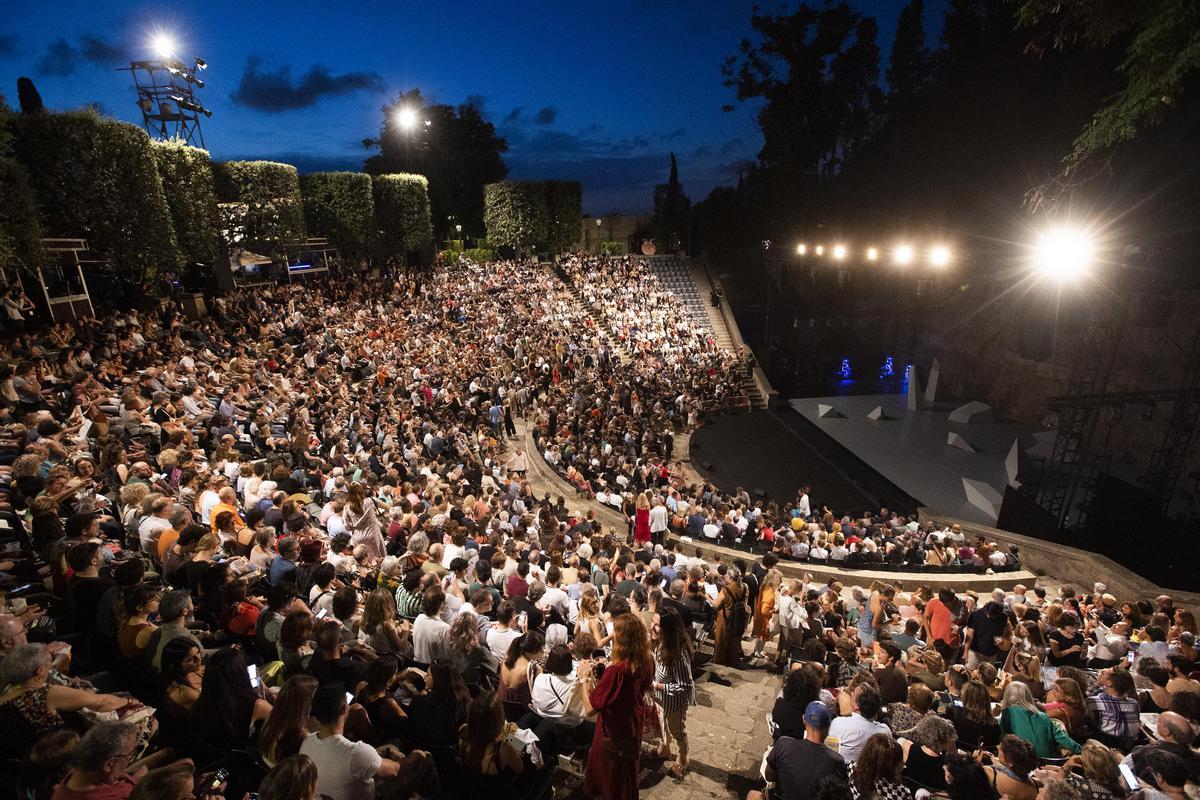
[0,254,1194,800]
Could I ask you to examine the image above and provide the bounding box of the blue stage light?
[880,356,895,379]
[840,359,851,380]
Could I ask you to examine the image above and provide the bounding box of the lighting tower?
[123,33,211,147]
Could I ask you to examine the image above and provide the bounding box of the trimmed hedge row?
[300,172,375,262]
[213,160,306,259]
[483,179,582,252]
[151,140,222,268]
[373,173,434,260]
[13,110,180,280]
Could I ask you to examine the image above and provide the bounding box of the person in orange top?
[208,486,242,532]
[156,507,191,563]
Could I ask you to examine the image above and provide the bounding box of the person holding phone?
[301,685,439,800]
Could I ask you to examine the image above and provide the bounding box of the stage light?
[395,106,419,131]
[797,244,807,256]
[930,245,951,267]
[894,244,914,265]
[151,33,176,60]
[832,244,847,260]
[866,247,879,261]
[1032,227,1095,281]
[815,245,825,256]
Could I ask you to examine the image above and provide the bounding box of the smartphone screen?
[345,691,355,705]
[1119,763,1139,791]
[316,608,328,619]
[1126,650,1135,665]
[247,664,259,688]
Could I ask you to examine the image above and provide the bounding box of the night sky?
[1,1,942,214]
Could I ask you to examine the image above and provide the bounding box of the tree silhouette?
[364,89,507,240]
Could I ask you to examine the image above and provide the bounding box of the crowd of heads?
[0,253,1195,800]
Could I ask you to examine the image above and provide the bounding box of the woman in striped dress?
[652,605,695,779]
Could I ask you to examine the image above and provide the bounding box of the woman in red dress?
[633,493,651,545]
[585,614,653,799]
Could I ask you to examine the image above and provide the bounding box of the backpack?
[728,593,749,634]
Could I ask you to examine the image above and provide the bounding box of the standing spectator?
[585,614,653,799]
[650,606,694,778]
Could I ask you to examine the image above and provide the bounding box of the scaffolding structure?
[123,58,211,147]
[1033,270,1200,529]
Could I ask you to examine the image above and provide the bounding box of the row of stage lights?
[794,242,953,267]
[795,226,1098,282]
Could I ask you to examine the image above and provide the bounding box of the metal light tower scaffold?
[123,56,211,147]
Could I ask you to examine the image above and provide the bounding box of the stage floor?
[688,410,915,516]
[790,395,1045,525]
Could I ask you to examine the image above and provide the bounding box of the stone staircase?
[688,262,768,410]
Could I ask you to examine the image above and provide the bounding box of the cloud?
[231,56,386,112]
[36,39,77,76]
[693,145,713,158]
[503,106,524,124]
[578,123,601,135]
[661,127,687,141]
[533,105,558,125]
[0,36,18,57]
[80,35,126,65]
[719,136,745,157]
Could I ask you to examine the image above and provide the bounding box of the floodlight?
[894,244,914,265]
[151,33,176,60]
[815,245,825,256]
[395,107,419,131]
[1033,227,1095,281]
[866,247,879,261]
[832,244,847,260]
[930,245,951,267]
[797,244,807,256]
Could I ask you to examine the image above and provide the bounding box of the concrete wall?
[918,508,1200,611]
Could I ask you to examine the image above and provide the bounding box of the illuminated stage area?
[789,394,1045,525]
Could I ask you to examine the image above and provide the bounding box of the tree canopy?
[364,89,507,240]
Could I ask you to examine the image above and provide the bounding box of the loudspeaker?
[213,261,235,292]
[701,461,713,470]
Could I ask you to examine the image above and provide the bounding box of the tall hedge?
[151,140,222,267]
[0,157,43,275]
[372,174,433,260]
[300,172,375,262]
[543,180,582,254]
[213,160,305,258]
[483,181,548,248]
[0,99,42,275]
[13,109,180,280]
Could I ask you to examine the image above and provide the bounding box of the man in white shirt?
[487,601,523,662]
[827,684,891,761]
[648,497,669,545]
[797,487,811,519]
[302,685,438,800]
[411,591,451,664]
[138,497,174,558]
[1091,620,1132,666]
[539,567,571,621]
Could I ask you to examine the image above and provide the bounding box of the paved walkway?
[550,650,780,800]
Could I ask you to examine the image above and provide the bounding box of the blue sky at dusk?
[1,1,943,214]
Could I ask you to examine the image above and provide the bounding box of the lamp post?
[595,218,602,254]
